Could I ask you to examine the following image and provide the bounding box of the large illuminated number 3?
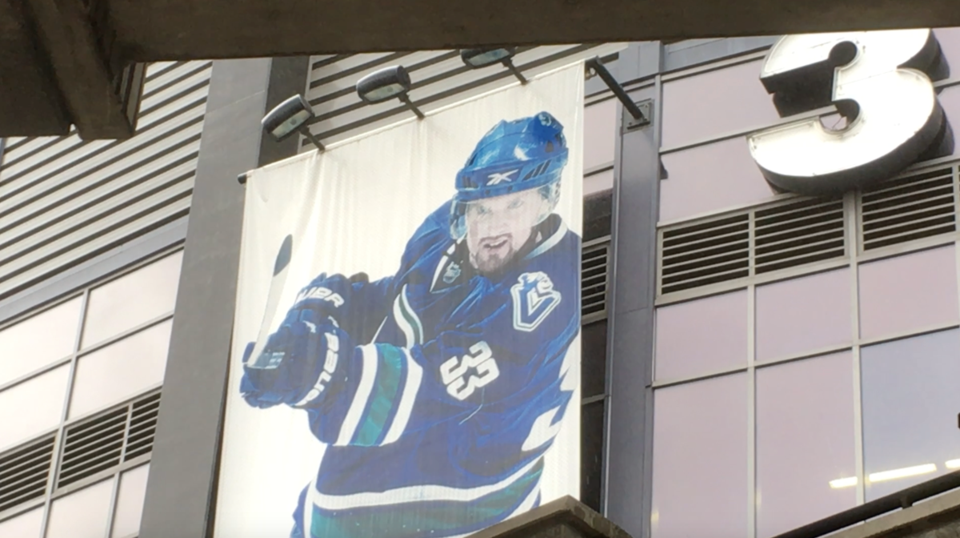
[748,30,949,195]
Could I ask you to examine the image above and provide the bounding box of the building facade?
[1,31,959,538]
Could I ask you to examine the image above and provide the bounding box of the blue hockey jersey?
[241,201,581,538]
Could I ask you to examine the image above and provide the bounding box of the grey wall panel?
[140,56,311,538]
[605,79,661,537]
[303,43,627,148]
[0,61,212,301]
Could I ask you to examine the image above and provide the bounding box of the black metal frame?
[773,470,960,538]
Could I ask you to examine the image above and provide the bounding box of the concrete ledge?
[471,496,633,538]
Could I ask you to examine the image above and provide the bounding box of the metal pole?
[586,57,647,122]
[299,127,325,151]
[503,59,528,84]
[399,94,425,120]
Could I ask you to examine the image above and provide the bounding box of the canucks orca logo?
[511,272,561,332]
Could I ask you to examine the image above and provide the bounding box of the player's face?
[465,189,547,274]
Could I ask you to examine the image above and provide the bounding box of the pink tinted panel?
[934,28,960,77]
[584,99,617,171]
[660,137,778,222]
[655,290,747,381]
[756,269,853,362]
[938,85,960,158]
[652,374,748,538]
[662,59,780,149]
[756,352,857,538]
[859,246,959,341]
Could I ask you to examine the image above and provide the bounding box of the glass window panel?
[652,374,748,538]
[584,169,614,196]
[0,364,69,452]
[858,246,959,341]
[69,320,171,419]
[655,290,747,381]
[111,463,151,538]
[0,506,43,538]
[938,84,960,158]
[580,400,604,513]
[81,251,183,349]
[581,321,607,399]
[662,60,780,149]
[660,137,778,222]
[584,99,617,171]
[0,297,81,386]
[756,269,852,362]
[934,28,960,78]
[46,479,113,538]
[861,329,960,500]
[756,352,857,538]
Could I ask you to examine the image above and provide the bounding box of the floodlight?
[356,65,424,119]
[261,94,324,150]
[460,48,527,84]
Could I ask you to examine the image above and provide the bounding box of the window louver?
[659,198,847,295]
[0,434,55,513]
[582,238,610,321]
[860,167,956,251]
[660,214,750,294]
[57,391,161,489]
[754,197,846,274]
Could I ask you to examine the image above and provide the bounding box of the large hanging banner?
[215,63,583,538]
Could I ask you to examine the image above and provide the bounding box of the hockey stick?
[246,234,294,369]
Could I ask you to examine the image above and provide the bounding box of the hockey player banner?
[216,63,584,538]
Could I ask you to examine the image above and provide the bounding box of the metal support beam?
[21,0,145,139]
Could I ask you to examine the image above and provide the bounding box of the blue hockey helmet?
[450,112,568,238]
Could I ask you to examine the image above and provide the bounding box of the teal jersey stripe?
[310,460,543,538]
[353,344,404,446]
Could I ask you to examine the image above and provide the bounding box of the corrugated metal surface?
[304,44,626,148]
[0,61,212,300]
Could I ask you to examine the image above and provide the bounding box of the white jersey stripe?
[311,457,541,510]
[525,220,568,260]
[392,294,416,348]
[334,345,379,446]
[399,285,424,345]
[381,348,423,445]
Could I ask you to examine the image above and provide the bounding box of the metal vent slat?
[0,61,210,300]
[659,196,847,295]
[0,435,55,513]
[861,167,956,251]
[753,198,845,275]
[660,213,750,294]
[581,239,610,320]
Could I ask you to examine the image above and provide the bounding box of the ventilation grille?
[659,198,847,295]
[660,214,750,294]
[582,238,610,321]
[0,61,211,301]
[860,167,957,251]
[304,45,625,148]
[754,197,845,274]
[57,391,161,490]
[0,434,55,513]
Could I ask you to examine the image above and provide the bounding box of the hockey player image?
[239,111,581,538]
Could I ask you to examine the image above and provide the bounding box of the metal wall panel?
[0,62,212,300]
[304,44,627,148]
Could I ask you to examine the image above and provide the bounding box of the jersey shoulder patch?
[511,271,562,332]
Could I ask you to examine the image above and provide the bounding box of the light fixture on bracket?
[240,94,326,184]
[585,56,651,130]
[460,47,527,84]
[356,65,424,120]
[261,94,325,151]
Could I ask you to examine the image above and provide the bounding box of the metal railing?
[773,469,960,538]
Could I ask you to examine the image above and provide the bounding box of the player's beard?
[470,244,515,275]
